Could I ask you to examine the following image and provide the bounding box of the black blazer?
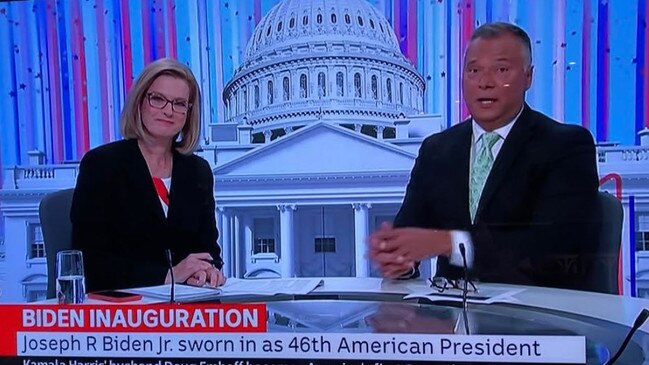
[394,105,600,290]
[71,139,223,292]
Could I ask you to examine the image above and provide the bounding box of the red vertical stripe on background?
[459,0,474,120]
[46,0,64,162]
[71,0,90,154]
[581,1,591,130]
[155,0,166,58]
[166,0,177,59]
[96,0,111,143]
[141,0,152,63]
[407,0,417,66]
[120,0,133,92]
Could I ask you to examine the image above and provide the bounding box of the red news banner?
[0,304,266,356]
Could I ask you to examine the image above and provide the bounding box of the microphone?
[459,243,471,335]
[165,249,176,304]
[604,308,649,365]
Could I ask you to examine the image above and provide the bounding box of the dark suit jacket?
[71,139,223,292]
[394,104,600,290]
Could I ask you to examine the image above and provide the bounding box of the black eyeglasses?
[428,277,478,293]
[146,92,192,114]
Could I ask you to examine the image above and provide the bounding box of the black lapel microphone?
[165,249,176,304]
[459,243,471,335]
[604,308,649,364]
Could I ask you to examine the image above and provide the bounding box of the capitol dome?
[223,0,425,142]
[244,0,400,60]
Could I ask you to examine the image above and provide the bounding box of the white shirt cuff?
[449,230,474,268]
[398,265,417,279]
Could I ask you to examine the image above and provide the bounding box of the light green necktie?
[469,132,500,222]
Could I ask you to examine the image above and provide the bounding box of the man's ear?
[525,65,534,91]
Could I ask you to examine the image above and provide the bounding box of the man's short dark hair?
[470,22,532,64]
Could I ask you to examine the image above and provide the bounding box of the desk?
[65,278,649,364]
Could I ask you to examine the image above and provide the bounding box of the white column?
[243,216,253,277]
[233,214,241,278]
[352,203,371,277]
[277,204,296,278]
[218,207,231,278]
[622,201,632,296]
[376,125,385,140]
[308,66,314,97]
[4,216,29,302]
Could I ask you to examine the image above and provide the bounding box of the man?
[369,22,600,291]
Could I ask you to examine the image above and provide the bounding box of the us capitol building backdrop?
[1,0,649,302]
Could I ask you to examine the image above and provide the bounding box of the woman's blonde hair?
[120,58,202,155]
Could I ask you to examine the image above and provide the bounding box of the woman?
[71,58,226,292]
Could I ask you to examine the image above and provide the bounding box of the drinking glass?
[56,250,86,304]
